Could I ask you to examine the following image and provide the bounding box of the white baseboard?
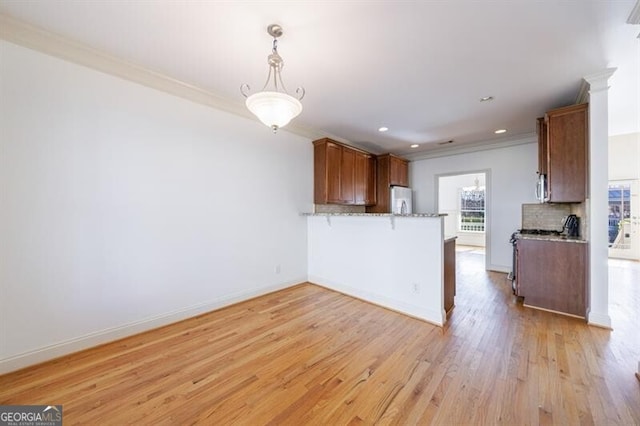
[309,276,444,327]
[0,279,304,375]
[488,264,511,274]
[587,310,613,329]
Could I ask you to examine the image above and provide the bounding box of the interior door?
[608,180,639,260]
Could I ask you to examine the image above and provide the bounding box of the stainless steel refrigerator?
[391,186,413,214]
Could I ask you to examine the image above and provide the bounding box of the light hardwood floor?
[1,252,639,425]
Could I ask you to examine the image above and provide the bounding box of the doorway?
[437,171,490,270]
[608,179,640,260]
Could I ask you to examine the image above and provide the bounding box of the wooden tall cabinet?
[366,154,409,213]
[314,138,376,206]
[539,103,588,203]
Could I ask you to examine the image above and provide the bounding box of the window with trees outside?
[459,186,485,232]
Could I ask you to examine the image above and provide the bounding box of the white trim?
[435,169,493,271]
[585,68,616,335]
[523,303,586,320]
[309,278,445,327]
[489,265,510,273]
[0,279,305,374]
[583,68,617,93]
[576,80,590,104]
[405,134,536,161]
[627,0,640,24]
[587,310,613,329]
[0,13,327,141]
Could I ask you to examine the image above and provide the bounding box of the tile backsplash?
[522,203,571,231]
[314,204,366,214]
[571,201,588,239]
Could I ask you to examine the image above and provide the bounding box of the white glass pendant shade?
[245,91,302,131]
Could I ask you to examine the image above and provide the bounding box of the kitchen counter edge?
[302,212,446,218]
[517,234,588,244]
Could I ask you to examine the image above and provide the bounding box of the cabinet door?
[390,157,409,187]
[353,152,376,206]
[517,239,586,317]
[340,147,356,203]
[326,142,342,203]
[546,103,587,202]
[367,155,390,213]
[537,117,548,175]
[354,152,368,205]
[365,155,377,205]
[444,239,456,315]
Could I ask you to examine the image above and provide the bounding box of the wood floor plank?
[1,254,639,425]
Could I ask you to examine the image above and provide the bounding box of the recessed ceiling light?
[378,127,389,132]
[480,96,494,102]
[410,144,419,148]
[494,129,507,134]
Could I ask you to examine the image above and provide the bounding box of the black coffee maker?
[563,214,580,237]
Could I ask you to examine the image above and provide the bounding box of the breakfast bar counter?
[305,213,449,326]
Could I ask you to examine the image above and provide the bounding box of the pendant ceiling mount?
[241,24,305,133]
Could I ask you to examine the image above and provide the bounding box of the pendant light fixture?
[241,24,305,133]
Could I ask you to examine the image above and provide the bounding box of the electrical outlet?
[275,265,281,274]
[412,282,420,294]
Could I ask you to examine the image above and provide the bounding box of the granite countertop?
[302,212,446,218]
[518,234,588,244]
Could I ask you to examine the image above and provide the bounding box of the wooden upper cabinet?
[537,117,548,176]
[365,155,377,205]
[389,156,409,187]
[544,103,588,203]
[366,154,409,213]
[354,152,376,205]
[313,138,376,206]
[341,147,356,203]
[325,142,342,203]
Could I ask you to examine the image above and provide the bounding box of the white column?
[584,68,616,328]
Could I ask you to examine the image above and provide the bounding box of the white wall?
[410,142,538,271]
[0,41,313,372]
[609,132,640,180]
[307,215,445,325]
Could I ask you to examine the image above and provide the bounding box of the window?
[459,186,485,232]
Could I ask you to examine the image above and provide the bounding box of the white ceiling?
[1,1,638,156]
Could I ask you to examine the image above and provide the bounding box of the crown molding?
[576,80,590,104]
[583,68,617,93]
[404,133,536,161]
[628,0,640,24]
[577,68,617,102]
[0,14,322,141]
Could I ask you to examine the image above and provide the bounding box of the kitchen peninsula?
[305,212,453,326]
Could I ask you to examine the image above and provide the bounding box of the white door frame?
[435,169,491,271]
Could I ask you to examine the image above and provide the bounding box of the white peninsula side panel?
[307,215,445,326]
